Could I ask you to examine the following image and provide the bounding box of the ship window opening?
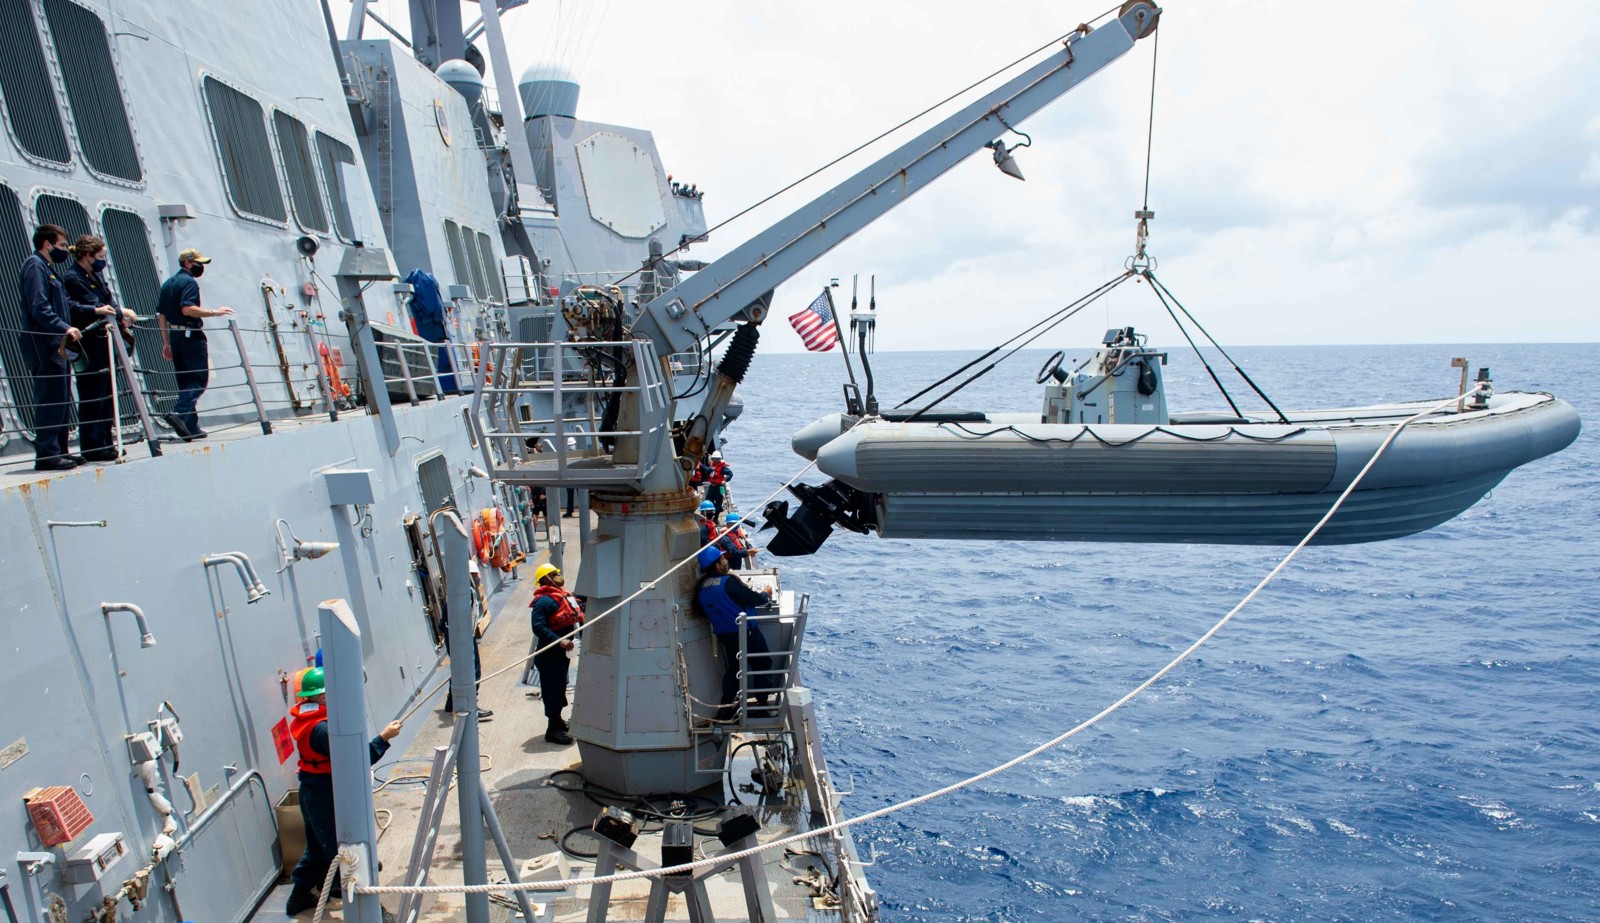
[34,194,91,263]
[273,111,328,233]
[0,0,71,165]
[102,207,177,415]
[476,231,505,303]
[315,131,358,241]
[41,0,141,181]
[459,226,489,300]
[202,76,287,223]
[0,184,46,434]
[443,220,469,294]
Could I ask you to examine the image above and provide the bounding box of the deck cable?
[397,414,876,724]
[356,387,1484,897]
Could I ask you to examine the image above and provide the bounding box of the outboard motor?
[760,479,876,556]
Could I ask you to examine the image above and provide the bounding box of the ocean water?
[725,343,1600,922]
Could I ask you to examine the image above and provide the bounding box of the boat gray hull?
[801,393,1579,545]
[878,469,1508,545]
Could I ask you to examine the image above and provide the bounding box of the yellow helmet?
[534,563,561,584]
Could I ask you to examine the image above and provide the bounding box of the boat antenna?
[855,276,879,415]
[821,282,863,413]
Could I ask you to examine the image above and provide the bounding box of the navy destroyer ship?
[0,2,1577,922]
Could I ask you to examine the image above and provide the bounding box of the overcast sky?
[350,1,1600,352]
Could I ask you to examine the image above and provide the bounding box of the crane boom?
[632,3,1160,357]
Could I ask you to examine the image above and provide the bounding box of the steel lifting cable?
[356,387,1486,899]
[904,271,1135,421]
[896,271,1132,410]
[398,415,873,724]
[613,4,1130,292]
[1145,272,1290,424]
[1145,272,1244,418]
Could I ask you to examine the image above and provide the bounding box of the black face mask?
[48,246,69,263]
[188,263,205,278]
[92,258,107,273]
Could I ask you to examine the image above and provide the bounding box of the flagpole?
[823,286,860,391]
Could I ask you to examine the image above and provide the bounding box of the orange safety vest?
[472,508,526,572]
[319,343,351,398]
[707,459,730,486]
[289,701,330,775]
[532,585,585,633]
[726,527,750,556]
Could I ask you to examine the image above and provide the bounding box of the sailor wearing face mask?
[63,235,138,461]
[156,248,234,441]
[16,224,81,470]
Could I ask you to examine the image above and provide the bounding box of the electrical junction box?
[322,468,375,507]
[24,786,94,846]
[126,731,160,763]
[63,832,128,884]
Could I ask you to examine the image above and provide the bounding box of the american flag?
[788,290,839,352]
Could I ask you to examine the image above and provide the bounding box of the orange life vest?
[472,508,526,572]
[532,585,585,633]
[289,701,330,775]
[319,342,351,398]
[706,459,730,486]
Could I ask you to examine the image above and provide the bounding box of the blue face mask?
[92,258,107,273]
[48,246,69,263]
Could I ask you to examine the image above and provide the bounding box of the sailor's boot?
[544,720,573,745]
[284,884,318,915]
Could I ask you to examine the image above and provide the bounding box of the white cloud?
[345,0,1600,350]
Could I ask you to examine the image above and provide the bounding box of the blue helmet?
[725,513,741,524]
[698,500,715,512]
[696,546,725,569]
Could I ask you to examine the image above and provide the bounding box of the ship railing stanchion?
[437,510,492,923]
[391,341,419,405]
[318,598,383,923]
[110,320,162,457]
[228,318,272,434]
[305,325,339,422]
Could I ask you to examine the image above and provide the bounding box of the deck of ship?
[250,522,832,923]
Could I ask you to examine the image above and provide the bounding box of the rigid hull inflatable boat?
[785,329,1581,548]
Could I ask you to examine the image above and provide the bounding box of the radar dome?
[518,62,580,119]
[437,59,484,103]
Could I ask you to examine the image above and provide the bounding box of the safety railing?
[0,308,493,471]
[470,339,671,488]
[736,594,808,728]
[1,314,312,467]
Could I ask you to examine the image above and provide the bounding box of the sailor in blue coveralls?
[694,546,775,722]
[156,248,234,439]
[16,224,81,470]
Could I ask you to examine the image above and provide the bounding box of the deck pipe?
[201,553,271,603]
[100,602,156,648]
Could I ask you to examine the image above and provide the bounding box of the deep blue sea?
[725,343,1599,922]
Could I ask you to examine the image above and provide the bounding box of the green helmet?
[297,666,325,698]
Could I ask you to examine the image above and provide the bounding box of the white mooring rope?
[359,389,1482,897]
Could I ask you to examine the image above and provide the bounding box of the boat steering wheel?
[1036,350,1066,384]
